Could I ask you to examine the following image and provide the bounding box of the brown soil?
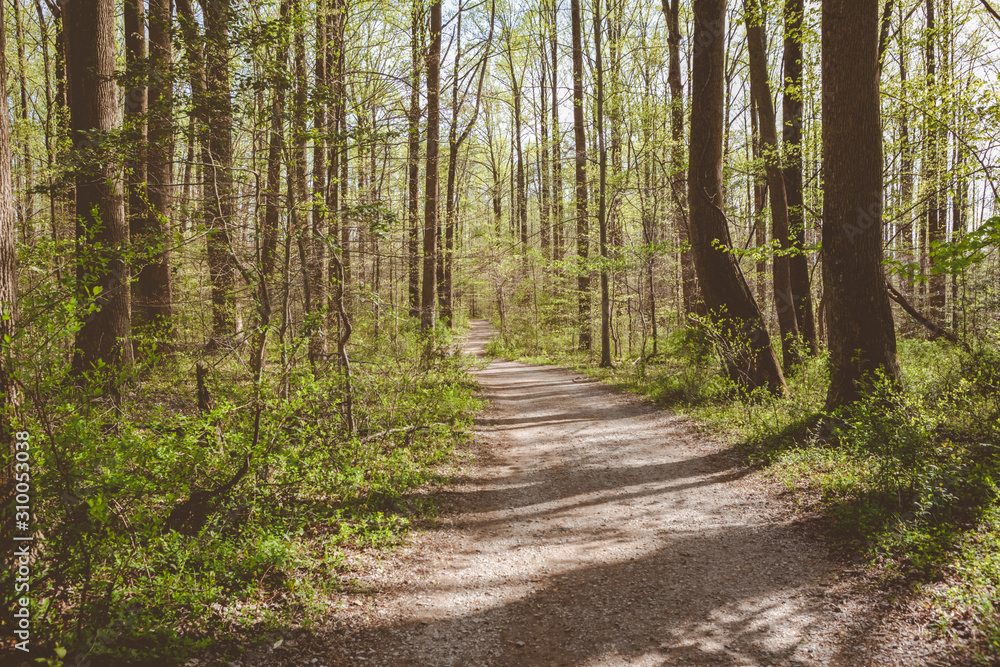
[234,320,960,666]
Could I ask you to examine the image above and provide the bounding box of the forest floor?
[238,321,957,666]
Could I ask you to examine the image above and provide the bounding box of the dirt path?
[260,321,935,666]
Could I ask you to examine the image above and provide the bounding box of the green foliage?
[2,294,481,664]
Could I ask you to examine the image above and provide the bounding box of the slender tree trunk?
[745,0,799,371]
[407,0,422,317]
[334,0,350,303]
[688,0,785,393]
[124,0,149,336]
[443,4,463,326]
[292,0,309,315]
[751,98,768,307]
[443,0,493,325]
[539,20,551,261]
[897,3,915,303]
[783,0,817,354]
[67,0,134,373]
[262,0,290,280]
[663,0,699,316]
[550,0,564,262]
[571,0,591,349]
[311,0,329,365]
[421,0,441,332]
[13,0,33,241]
[595,0,612,367]
[925,0,946,323]
[822,0,901,409]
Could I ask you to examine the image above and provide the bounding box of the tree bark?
[688,0,785,393]
[595,0,612,367]
[539,17,551,261]
[407,0,422,317]
[550,0,564,262]
[663,0,700,318]
[311,0,329,365]
[745,0,799,371]
[822,0,901,409]
[203,0,237,339]
[67,0,134,373]
[262,0,290,280]
[782,0,818,354]
[134,0,175,342]
[421,0,441,332]
[124,0,149,335]
[925,0,947,322]
[571,0,591,349]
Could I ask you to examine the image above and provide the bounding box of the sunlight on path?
[311,320,864,666]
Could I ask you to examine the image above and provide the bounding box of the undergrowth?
[2,310,481,666]
[494,316,1000,661]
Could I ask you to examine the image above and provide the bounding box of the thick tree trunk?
[421,0,441,332]
[67,0,134,373]
[688,0,785,394]
[571,0,591,349]
[822,0,901,409]
[203,0,237,339]
[134,0,175,342]
[782,0,818,354]
[745,0,799,371]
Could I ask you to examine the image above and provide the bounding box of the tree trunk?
[688,0,785,394]
[124,0,149,336]
[421,0,441,332]
[550,0,564,262]
[782,0,817,354]
[571,0,591,349]
[745,0,799,371]
[13,0,33,242]
[822,0,901,409]
[67,0,134,374]
[925,0,947,323]
[407,0,422,317]
[311,0,329,365]
[203,0,237,340]
[595,0,612,367]
[134,0,175,342]
[663,0,700,318]
[539,20,551,261]
[262,0,290,280]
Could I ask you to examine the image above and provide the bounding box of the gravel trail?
[268,320,930,666]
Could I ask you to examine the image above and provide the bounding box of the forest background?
[1,0,1000,661]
